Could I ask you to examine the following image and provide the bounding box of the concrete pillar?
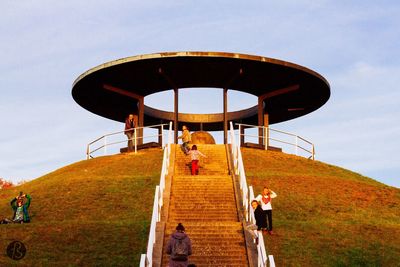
[258,97,264,145]
[240,125,245,146]
[158,125,162,145]
[174,88,179,143]
[223,88,228,144]
[138,97,144,145]
[264,113,269,149]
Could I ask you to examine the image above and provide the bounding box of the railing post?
[86,144,90,160]
[134,129,137,153]
[268,255,276,267]
[161,124,164,147]
[312,144,315,160]
[238,124,242,147]
[295,135,298,156]
[264,126,267,150]
[104,136,107,155]
[139,254,147,267]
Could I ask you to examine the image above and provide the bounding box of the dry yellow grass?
[0,149,163,266]
[242,148,400,267]
[1,147,398,266]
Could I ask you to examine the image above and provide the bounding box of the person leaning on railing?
[245,200,265,243]
[124,114,136,152]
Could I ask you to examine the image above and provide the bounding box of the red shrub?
[0,178,14,189]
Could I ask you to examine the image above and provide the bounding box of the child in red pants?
[187,145,206,175]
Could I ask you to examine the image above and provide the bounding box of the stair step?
[169,208,237,212]
[170,198,236,202]
[169,217,238,221]
[170,205,236,208]
[161,145,248,267]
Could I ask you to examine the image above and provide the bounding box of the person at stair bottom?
[166,223,192,267]
[256,187,277,235]
[1,192,31,224]
[245,200,265,241]
[178,125,191,155]
[187,145,206,175]
[124,114,136,152]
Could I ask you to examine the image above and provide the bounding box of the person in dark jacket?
[245,200,265,242]
[251,200,265,230]
[124,114,136,152]
[166,223,192,267]
[10,193,31,223]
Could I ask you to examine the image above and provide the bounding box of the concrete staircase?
[161,144,249,266]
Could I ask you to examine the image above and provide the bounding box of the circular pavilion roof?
[72,51,330,130]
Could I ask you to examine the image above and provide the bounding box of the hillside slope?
[0,149,163,266]
[242,148,400,267]
[1,147,398,266]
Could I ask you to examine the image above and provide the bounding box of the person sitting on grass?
[0,192,31,224]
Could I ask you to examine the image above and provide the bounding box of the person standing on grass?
[256,187,277,235]
[166,223,192,267]
[178,125,191,154]
[124,114,136,152]
[187,145,206,175]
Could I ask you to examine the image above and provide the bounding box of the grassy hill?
[242,148,400,267]
[1,147,399,266]
[0,148,163,266]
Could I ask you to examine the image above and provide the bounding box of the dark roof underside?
[72,52,330,130]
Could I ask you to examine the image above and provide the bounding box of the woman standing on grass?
[256,187,277,234]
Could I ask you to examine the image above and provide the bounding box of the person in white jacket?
[255,187,277,235]
[187,145,206,175]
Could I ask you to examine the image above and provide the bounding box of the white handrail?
[230,122,249,218]
[229,122,273,267]
[236,123,315,160]
[139,121,173,267]
[249,186,269,267]
[86,123,169,159]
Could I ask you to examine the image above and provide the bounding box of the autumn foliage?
[0,178,14,189]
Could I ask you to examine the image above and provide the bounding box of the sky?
[1,0,399,188]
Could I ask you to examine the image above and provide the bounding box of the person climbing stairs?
[161,144,249,266]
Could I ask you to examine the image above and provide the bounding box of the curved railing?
[237,123,315,160]
[86,124,169,159]
[139,122,173,267]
